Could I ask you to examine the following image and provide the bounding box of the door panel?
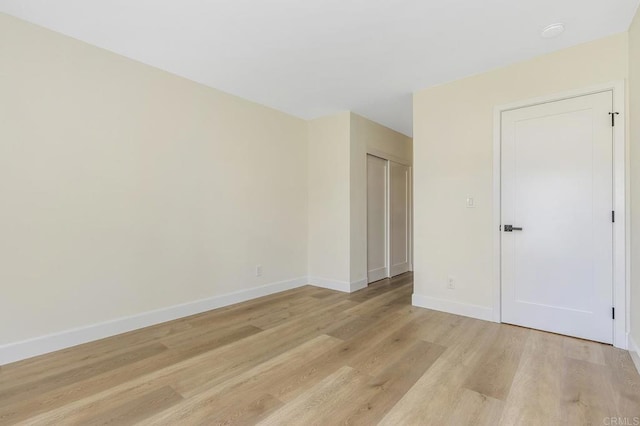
[390,161,410,277]
[501,91,613,343]
[367,155,388,283]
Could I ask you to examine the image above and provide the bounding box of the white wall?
[352,113,412,165]
[413,33,628,317]
[350,113,412,286]
[0,14,308,348]
[307,112,352,289]
[0,15,413,361]
[307,112,412,292]
[3,9,633,365]
[629,6,640,361]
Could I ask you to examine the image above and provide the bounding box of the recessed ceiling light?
[541,23,565,38]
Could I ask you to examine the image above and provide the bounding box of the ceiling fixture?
[541,23,565,38]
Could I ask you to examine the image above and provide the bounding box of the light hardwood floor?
[1,273,639,425]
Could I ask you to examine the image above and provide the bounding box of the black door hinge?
[612,307,615,320]
[609,112,619,127]
[612,211,615,223]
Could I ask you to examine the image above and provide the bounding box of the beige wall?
[0,13,412,352]
[12,6,634,356]
[630,8,640,351]
[350,113,412,284]
[0,14,308,345]
[308,112,412,289]
[307,112,352,285]
[413,34,628,313]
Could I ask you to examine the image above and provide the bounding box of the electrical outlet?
[466,196,475,208]
[447,276,455,289]
[256,265,263,277]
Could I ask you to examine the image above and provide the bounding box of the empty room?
[1,0,640,425]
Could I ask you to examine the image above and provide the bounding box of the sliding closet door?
[390,161,411,277]
[367,155,389,283]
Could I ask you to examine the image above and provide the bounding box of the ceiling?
[1,1,638,136]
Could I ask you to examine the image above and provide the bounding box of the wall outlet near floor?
[447,276,455,289]
[256,265,263,277]
[466,196,475,208]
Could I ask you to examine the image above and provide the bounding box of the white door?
[501,91,614,344]
[367,155,389,283]
[390,161,411,277]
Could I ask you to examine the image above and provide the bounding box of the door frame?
[388,160,412,277]
[366,154,390,283]
[492,81,628,349]
[366,148,413,275]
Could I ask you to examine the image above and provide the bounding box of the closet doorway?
[367,154,411,284]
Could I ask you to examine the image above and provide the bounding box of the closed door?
[367,155,389,283]
[501,91,613,343]
[390,161,411,277]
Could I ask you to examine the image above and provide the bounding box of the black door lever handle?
[504,225,523,232]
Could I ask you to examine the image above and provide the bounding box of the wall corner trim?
[629,334,640,375]
[0,276,308,366]
[412,293,495,322]
[350,278,368,293]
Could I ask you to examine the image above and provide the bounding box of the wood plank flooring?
[1,273,639,425]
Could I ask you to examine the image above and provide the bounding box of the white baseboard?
[308,276,351,292]
[367,267,388,284]
[629,334,640,375]
[0,276,308,366]
[412,293,494,322]
[350,278,368,292]
[308,276,368,293]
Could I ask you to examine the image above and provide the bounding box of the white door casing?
[390,161,411,277]
[501,90,614,344]
[493,82,627,349]
[367,155,389,283]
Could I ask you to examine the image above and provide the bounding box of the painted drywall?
[630,6,640,355]
[413,33,628,316]
[352,113,413,165]
[0,14,308,346]
[307,112,412,291]
[307,112,352,289]
[350,113,412,285]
